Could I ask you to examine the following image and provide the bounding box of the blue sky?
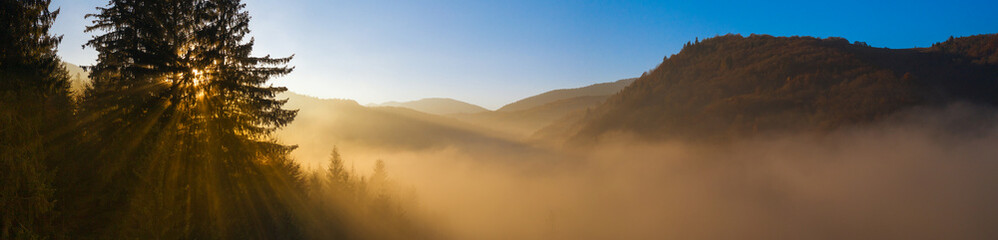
[51,0,998,109]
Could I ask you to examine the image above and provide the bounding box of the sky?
[50,0,998,109]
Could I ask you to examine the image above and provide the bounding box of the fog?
[284,103,998,239]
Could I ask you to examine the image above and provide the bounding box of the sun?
[191,68,204,86]
[175,67,210,100]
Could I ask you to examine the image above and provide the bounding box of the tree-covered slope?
[62,62,88,94]
[498,78,635,112]
[453,95,608,138]
[546,34,998,143]
[372,98,489,115]
[451,78,635,138]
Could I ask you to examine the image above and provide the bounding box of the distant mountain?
[452,95,608,138]
[451,78,636,138]
[276,92,541,163]
[497,78,635,112]
[371,98,489,115]
[540,34,998,143]
[62,62,88,94]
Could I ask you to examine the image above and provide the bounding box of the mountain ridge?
[539,33,998,143]
[450,78,637,138]
[370,97,489,115]
[275,92,545,165]
[497,78,636,112]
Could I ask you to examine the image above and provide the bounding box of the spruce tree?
[80,0,302,238]
[0,0,69,96]
[370,159,389,197]
[0,0,72,238]
[328,146,349,187]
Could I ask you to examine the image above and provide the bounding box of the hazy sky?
[50,0,998,109]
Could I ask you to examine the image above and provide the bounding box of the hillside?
[452,95,607,137]
[62,62,88,94]
[542,34,998,143]
[276,92,541,165]
[497,78,635,112]
[371,98,489,115]
[450,78,635,138]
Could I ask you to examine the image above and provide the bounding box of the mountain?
[276,92,542,164]
[450,78,635,138]
[540,34,998,143]
[371,98,489,115]
[452,95,608,137]
[497,78,635,112]
[62,62,88,94]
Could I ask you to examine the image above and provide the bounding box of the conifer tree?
[0,0,72,238]
[0,0,69,96]
[79,0,302,238]
[370,159,389,197]
[328,146,349,187]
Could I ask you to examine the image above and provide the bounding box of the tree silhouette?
[327,146,350,189]
[0,0,73,238]
[369,159,391,202]
[76,0,301,238]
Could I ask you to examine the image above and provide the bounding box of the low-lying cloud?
[320,104,998,239]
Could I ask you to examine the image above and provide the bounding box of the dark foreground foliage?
[1,0,72,238]
[1,0,429,239]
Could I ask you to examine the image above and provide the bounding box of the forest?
[1,1,425,239]
[5,0,998,240]
[549,33,998,143]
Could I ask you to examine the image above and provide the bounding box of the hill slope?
[498,78,635,112]
[452,78,635,138]
[452,95,608,137]
[276,92,540,165]
[63,62,88,94]
[542,34,998,143]
[372,98,489,115]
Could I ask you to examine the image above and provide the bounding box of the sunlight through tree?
[75,0,301,238]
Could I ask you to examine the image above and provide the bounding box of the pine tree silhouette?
[78,0,302,238]
[0,0,73,238]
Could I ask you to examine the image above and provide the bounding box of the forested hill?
[544,34,998,143]
[371,98,489,115]
[498,78,636,112]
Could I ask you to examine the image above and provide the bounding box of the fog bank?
[328,104,998,239]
